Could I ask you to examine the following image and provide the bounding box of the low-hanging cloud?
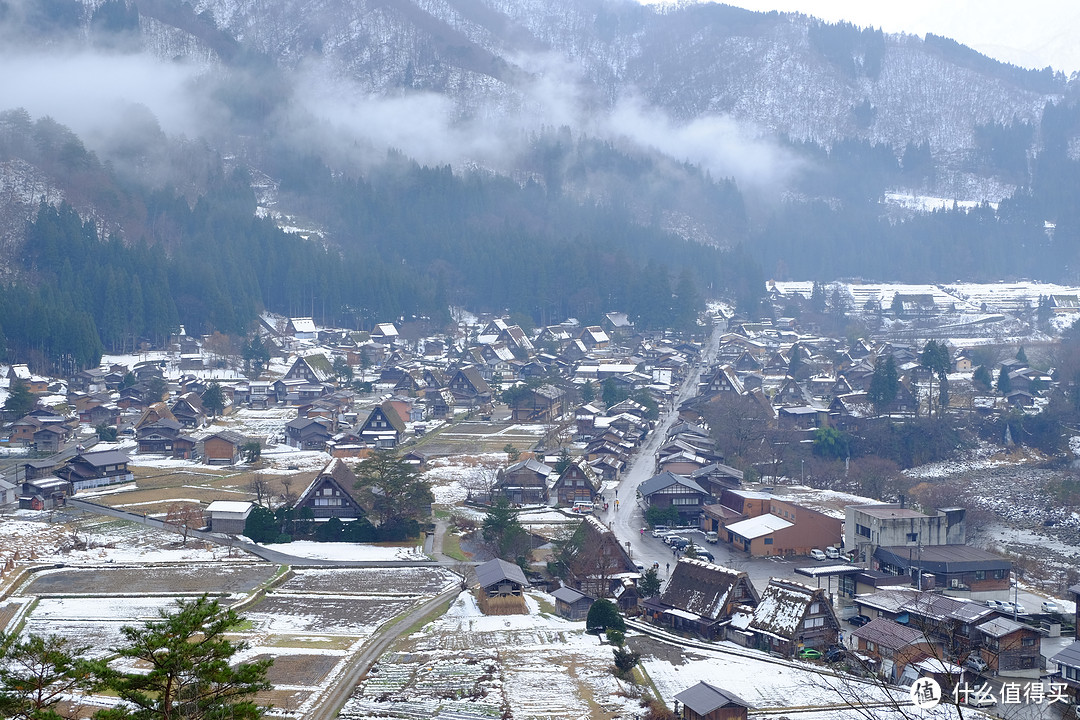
[0,50,204,140]
[0,32,799,201]
[605,94,800,193]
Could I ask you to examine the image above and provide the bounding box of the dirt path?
[305,587,461,720]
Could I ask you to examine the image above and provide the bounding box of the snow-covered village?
[0,281,1078,719]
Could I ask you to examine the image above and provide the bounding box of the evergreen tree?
[0,633,91,720]
[997,366,1012,394]
[146,375,168,403]
[638,566,661,598]
[353,450,434,527]
[585,598,624,635]
[90,596,272,720]
[243,506,278,542]
[810,281,827,313]
[973,365,994,391]
[867,355,899,414]
[580,381,595,404]
[553,448,573,474]
[1016,346,1028,364]
[602,378,623,408]
[481,496,532,563]
[242,335,271,378]
[3,378,37,418]
[787,344,803,376]
[202,381,225,418]
[332,356,353,384]
[920,341,951,416]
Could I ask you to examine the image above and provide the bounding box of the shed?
[674,681,750,720]
[475,558,528,597]
[205,501,254,535]
[551,586,595,620]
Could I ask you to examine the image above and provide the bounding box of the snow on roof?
[748,579,823,639]
[205,500,253,516]
[725,514,793,540]
[289,317,317,333]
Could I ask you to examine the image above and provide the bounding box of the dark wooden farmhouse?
[293,458,365,521]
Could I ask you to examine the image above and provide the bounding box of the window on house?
[1022,637,1035,647]
[906,533,918,543]
[993,570,1006,579]
[975,571,985,580]
[810,603,822,614]
[763,538,773,545]
[803,617,824,629]
[856,524,871,538]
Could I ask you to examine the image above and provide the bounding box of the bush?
[344,517,377,542]
[644,505,680,528]
[613,646,641,677]
[274,534,292,543]
[586,598,625,635]
[377,518,420,542]
[316,517,344,542]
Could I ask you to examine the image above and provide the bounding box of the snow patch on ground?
[261,540,427,562]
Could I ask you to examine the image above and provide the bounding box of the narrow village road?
[605,320,724,576]
[306,586,462,720]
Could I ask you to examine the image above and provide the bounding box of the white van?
[825,547,840,560]
[809,549,827,561]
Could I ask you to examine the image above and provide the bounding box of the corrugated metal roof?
[1050,639,1080,669]
[674,682,750,715]
[475,558,528,589]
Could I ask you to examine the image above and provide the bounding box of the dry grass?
[263,634,357,650]
[253,688,312,714]
[256,653,342,687]
[22,565,275,596]
[476,590,527,616]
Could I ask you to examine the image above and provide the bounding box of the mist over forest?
[2,0,1080,369]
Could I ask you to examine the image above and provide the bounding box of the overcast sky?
[643,1,1080,75]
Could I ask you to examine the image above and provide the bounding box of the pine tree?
[90,596,272,720]
[0,633,90,719]
[1016,346,1028,364]
[638,566,661,597]
[202,381,225,418]
[973,365,993,391]
[3,378,37,418]
[868,355,899,414]
[353,450,434,527]
[997,366,1012,394]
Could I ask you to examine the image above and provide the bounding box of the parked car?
[824,547,840,560]
[705,531,719,544]
[823,646,847,663]
[809,549,827,561]
[999,601,1028,615]
[985,599,1004,610]
[961,683,996,708]
[669,537,690,550]
[651,526,670,538]
[847,614,871,627]
[695,550,715,562]
[797,648,822,660]
[963,656,989,673]
[1043,600,1061,614]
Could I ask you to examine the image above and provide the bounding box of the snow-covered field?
[343,591,643,720]
[0,513,248,565]
[262,540,427,562]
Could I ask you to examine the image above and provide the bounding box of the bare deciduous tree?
[164,503,205,546]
